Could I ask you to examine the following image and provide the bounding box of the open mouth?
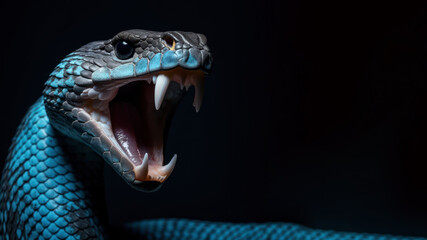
[107,67,205,185]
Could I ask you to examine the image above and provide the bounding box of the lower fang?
[160,154,177,177]
[135,153,149,180]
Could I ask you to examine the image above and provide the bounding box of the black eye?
[115,40,134,60]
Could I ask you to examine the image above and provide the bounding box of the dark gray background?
[1,0,427,237]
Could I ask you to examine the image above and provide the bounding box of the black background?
[1,0,427,237]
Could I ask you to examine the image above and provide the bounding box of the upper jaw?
[75,67,205,191]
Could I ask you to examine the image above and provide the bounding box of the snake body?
[0,29,425,239]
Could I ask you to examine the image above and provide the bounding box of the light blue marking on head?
[136,58,148,75]
[176,49,190,66]
[161,51,179,69]
[149,53,162,72]
[111,63,135,79]
[184,54,199,69]
[92,67,111,82]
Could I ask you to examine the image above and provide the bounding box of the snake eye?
[115,40,134,60]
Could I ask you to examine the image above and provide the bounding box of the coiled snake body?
[0,29,425,240]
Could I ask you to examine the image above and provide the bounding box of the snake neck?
[0,98,108,239]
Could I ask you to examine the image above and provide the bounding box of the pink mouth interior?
[109,81,173,168]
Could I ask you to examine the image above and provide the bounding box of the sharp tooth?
[152,75,157,84]
[193,77,205,112]
[159,154,177,178]
[154,74,170,110]
[134,153,149,180]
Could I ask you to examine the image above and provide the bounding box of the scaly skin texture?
[0,30,425,239]
[123,219,427,240]
[0,99,107,239]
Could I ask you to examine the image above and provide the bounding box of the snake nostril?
[162,35,175,50]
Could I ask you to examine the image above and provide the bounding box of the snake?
[0,29,425,240]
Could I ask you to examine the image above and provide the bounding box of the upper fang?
[154,74,170,110]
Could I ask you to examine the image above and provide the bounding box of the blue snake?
[0,29,425,240]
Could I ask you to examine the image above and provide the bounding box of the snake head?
[43,29,212,192]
